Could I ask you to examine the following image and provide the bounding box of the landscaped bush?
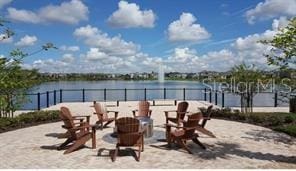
[0,110,60,133]
[210,108,296,137]
[274,125,296,137]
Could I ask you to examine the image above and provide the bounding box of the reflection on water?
[21,80,287,110]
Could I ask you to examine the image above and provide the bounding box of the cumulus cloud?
[23,16,290,73]
[7,8,41,23]
[74,25,139,56]
[0,0,12,9]
[60,45,80,52]
[7,0,88,25]
[165,48,237,72]
[271,16,290,30]
[61,54,75,63]
[15,35,37,47]
[167,13,211,42]
[107,1,156,28]
[84,48,109,61]
[245,0,296,24]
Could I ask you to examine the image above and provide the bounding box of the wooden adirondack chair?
[132,101,152,118]
[58,106,96,154]
[166,113,206,154]
[112,117,144,162]
[93,103,118,130]
[58,108,90,139]
[164,101,189,126]
[198,105,213,128]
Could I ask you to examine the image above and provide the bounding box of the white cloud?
[61,54,75,63]
[60,45,80,52]
[7,8,41,23]
[85,48,109,61]
[167,13,211,42]
[15,35,37,47]
[7,0,88,25]
[272,16,290,30]
[107,1,156,28]
[245,0,296,24]
[74,25,139,56]
[24,16,290,73]
[0,0,12,9]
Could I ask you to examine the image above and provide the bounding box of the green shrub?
[274,125,296,137]
[0,110,60,133]
[211,109,296,137]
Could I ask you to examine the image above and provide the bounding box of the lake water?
[21,80,286,110]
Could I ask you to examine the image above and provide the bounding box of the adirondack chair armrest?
[72,115,90,118]
[164,123,183,129]
[164,110,177,118]
[73,122,89,127]
[73,115,90,122]
[70,125,93,131]
[164,110,177,113]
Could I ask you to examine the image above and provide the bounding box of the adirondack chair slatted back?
[182,113,202,139]
[116,117,141,146]
[176,101,189,120]
[138,101,150,117]
[60,107,78,139]
[94,103,108,120]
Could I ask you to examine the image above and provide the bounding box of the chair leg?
[141,136,144,152]
[137,146,141,162]
[112,145,119,162]
[58,137,74,150]
[64,134,91,154]
[177,139,193,154]
[192,138,206,149]
[91,128,96,149]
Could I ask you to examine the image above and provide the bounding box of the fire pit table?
[137,116,153,138]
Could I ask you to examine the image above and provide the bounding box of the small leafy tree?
[0,17,57,117]
[261,17,296,112]
[228,63,267,113]
[261,17,296,69]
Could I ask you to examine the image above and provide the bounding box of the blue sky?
[0,0,295,73]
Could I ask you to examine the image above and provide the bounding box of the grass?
[0,110,60,133]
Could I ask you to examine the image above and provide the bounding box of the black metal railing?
[17,88,288,110]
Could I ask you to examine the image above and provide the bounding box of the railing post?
[274,91,278,107]
[215,90,218,105]
[124,88,127,101]
[204,88,207,101]
[60,89,63,103]
[37,93,40,110]
[222,91,225,108]
[82,89,85,102]
[209,90,212,103]
[46,91,49,107]
[104,89,106,101]
[164,88,166,99]
[53,90,56,105]
[183,88,186,101]
[144,88,147,101]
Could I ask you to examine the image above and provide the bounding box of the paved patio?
[0,101,295,169]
